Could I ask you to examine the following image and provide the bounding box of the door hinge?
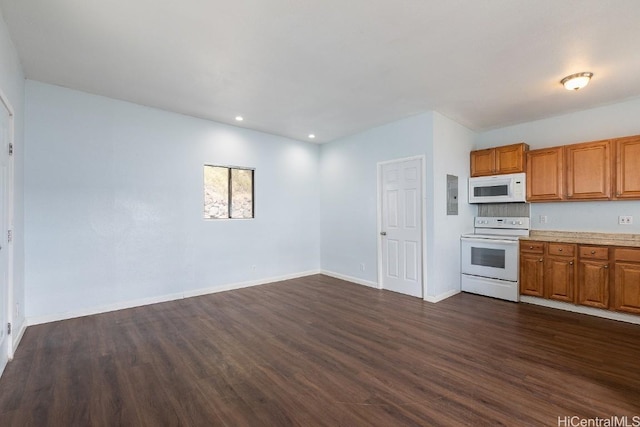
[7,230,12,243]
[8,143,13,156]
[7,323,11,335]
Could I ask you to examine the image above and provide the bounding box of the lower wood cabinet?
[520,242,544,297]
[519,241,640,317]
[577,246,610,309]
[544,243,576,302]
[613,248,640,314]
[578,260,610,309]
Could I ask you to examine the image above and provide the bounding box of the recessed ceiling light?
[308,134,315,139]
[560,72,593,91]
[235,116,244,121]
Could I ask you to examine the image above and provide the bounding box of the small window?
[204,165,254,219]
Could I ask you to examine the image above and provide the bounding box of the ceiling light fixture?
[308,134,315,139]
[235,116,244,121]
[560,72,593,91]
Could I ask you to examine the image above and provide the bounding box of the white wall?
[319,112,474,301]
[0,9,25,349]
[429,112,475,299]
[320,113,432,287]
[476,98,640,233]
[24,81,321,321]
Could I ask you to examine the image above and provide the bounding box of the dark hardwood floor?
[1,274,639,426]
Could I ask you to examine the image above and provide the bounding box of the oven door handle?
[461,237,519,245]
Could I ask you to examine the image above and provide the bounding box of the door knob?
[380,231,387,236]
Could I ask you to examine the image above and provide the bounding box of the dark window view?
[474,185,509,197]
[471,247,505,269]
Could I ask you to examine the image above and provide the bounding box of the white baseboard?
[26,270,321,327]
[321,270,379,289]
[182,269,320,299]
[520,296,640,325]
[424,289,460,303]
[321,270,459,303]
[27,291,184,326]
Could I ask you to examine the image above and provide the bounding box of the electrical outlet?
[360,263,365,272]
[619,215,633,225]
[539,215,548,224]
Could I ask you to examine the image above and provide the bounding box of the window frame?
[203,164,255,220]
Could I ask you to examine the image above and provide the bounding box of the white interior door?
[379,158,423,298]
[0,103,9,371]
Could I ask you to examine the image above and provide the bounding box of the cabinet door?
[565,140,611,200]
[495,143,528,174]
[614,262,640,314]
[470,148,495,177]
[545,256,575,302]
[578,260,610,309]
[520,253,544,297]
[526,147,564,201]
[614,136,640,199]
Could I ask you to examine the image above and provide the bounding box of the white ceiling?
[2,1,640,143]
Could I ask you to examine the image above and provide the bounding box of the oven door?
[460,237,519,281]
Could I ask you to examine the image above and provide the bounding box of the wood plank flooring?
[1,274,639,426]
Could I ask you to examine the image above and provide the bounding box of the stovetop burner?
[462,217,531,239]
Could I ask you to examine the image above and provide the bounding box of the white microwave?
[468,172,526,203]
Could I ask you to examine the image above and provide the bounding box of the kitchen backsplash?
[477,203,530,218]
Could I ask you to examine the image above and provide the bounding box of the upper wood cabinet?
[526,147,564,201]
[565,140,611,200]
[470,148,495,176]
[470,143,528,177]
[614,135,640,199]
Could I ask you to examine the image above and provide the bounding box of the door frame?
[376,155,427,298]
[0,87,15,362]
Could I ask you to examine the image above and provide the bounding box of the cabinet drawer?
[614,248,640,262]
[548,243,576,257]
[579,246,609,260]
[521,241,544,254]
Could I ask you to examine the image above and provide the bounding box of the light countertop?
[522,230,640,247]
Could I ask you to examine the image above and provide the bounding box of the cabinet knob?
[529,246,534,249]
[569,261,573,265]
[539,258,543,262]
[591,250,596,254]
[558,248,563,252]
[603,264,609,269]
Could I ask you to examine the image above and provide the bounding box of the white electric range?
[460,217,530,302]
